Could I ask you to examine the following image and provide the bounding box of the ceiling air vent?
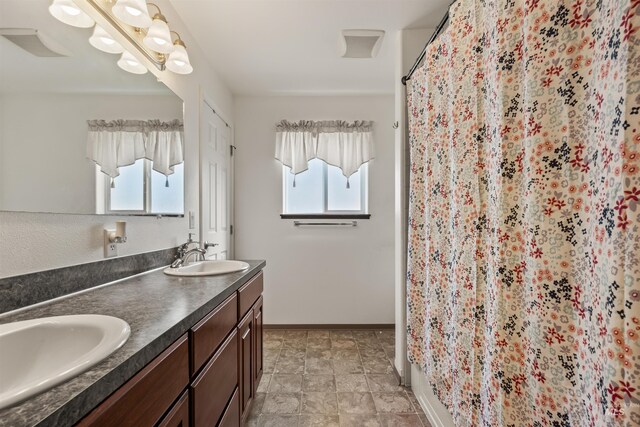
[0,28,69,57]
[339,29,385,58]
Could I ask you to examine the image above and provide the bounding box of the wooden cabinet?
[157,391,189,427]
[217,389,240,427]
[190,293,238,377]
[238,310,254,425]
[77,335,189,427]
[77,270,263,427]
[191,329,238,427]
[253,296,263,388]
[237,273,264,425]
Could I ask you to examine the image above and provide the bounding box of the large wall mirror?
[0,0,185,216]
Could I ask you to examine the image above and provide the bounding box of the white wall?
[0,0,233,279]
[234,95,395,325]
[0,93,181,214]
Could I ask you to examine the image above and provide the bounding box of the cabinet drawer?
[217,388,239,427]
[157,391,189,427]
[237,272,263,320]
[190,292,238,376]
[191,329,238,427]
[78,334,189,427]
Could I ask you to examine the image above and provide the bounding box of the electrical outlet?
[104,230,117,258]
[189,211,195,229]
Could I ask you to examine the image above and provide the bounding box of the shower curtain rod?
[401,1,456,85]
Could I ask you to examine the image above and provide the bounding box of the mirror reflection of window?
[101,160,184,215]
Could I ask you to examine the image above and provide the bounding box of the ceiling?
[170,0,447,95]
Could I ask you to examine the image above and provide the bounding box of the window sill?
[280,214,371,219]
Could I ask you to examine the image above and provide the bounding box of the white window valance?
[87,119,184,179]
[275,120,374,178]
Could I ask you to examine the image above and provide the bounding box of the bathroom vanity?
[0,261,265,427]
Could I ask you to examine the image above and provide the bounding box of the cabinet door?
[77,335,189,427]
[252,296,263,391]
[157,391,189,427]
[191,329,238,427]
[237,310,254,424]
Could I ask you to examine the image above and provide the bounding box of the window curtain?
[275,120,374,183]
[87,119,184,179]
[406,0,639,426]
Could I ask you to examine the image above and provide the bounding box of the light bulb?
[166,42,193,74]
[117,51,147,74]
[112,0,152,28]
[49,0,95,28]
[143,15,174,53]
[89,25,124,54]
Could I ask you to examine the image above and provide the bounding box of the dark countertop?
[0,260,266,427]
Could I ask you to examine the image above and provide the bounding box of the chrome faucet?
[170,234,218,268]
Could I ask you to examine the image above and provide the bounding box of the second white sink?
[164,260,250,277]
[0,314,130,410]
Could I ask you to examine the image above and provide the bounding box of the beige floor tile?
[307,339,332,350]
[330,330,353,339]
[339,414,382,427]
[256,414,299,427]
[262,393,302,414]
[331,349,361,361]
[307,330,330,339]
[268,374,303,393]
[303,375,336,392]
[337,392,377,414]
[301,392,338,414]
[284,330,308,339]
[275,356,305,374]
[305,358,334,374]
[371,392,414,414]
[331,339,357,349]
[335,374,369,392]
[361,356,394,374]
[333,359,364,374]
[265,330,286,339]
[307,348,332,359]
[366,374,403,392]
[300,414,339,426]
[250,392,267,417]
[280,348,307,359]
[379,414,423,427]
[257,375,271,393]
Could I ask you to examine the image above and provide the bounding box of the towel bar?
[293,221,357,227]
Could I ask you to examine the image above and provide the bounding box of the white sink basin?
[0,314,130,410]
[164,260,250,277]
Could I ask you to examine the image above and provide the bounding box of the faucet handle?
[204,241,218,249]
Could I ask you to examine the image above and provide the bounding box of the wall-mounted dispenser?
[104,220,127,257]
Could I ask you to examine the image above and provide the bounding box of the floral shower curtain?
[406,1,640,426]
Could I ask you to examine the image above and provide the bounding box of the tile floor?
[245,329,432,427]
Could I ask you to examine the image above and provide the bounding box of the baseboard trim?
[264,324,394,330]
[410,364,455,427]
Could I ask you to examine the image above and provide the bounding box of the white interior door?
[200,101,231,260]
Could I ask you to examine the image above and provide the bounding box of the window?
[282,158,368,216]
[101,159,184,215]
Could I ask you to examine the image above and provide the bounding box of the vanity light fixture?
[166,32,193,74]
[89,25,124,54]
[49,0,194,75]
[117,51,147,74]
[111,0,152,28]
[49,0,95,28]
